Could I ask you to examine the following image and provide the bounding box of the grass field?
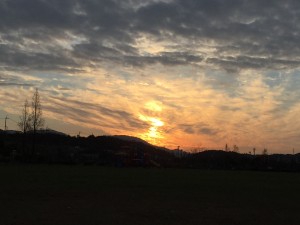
[1,164,300,225]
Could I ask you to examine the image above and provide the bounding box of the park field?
[0,164,300,225]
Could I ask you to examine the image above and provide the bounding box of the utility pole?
[4,115,8,130]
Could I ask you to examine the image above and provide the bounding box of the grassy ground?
[0,164,300,225]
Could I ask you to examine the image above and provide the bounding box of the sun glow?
[144,101,163,112]
[139,114,164,145]
[149,117,164,127]
[148,127,160,138]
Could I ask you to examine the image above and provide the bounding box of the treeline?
[1,131,300,172]
[182,150,300,172]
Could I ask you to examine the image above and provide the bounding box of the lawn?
[0,164,300,225]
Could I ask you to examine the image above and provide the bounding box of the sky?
[1,0,300,153]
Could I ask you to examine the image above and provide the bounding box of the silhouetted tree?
[30,88,44,155]
[31,88,44,133]
[233,145,239,152]
[18,100,32,133]
[262,148,268,155]
[18,99,32,156]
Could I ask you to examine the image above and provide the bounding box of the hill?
[113,135,150,145]
[0,131,175,166]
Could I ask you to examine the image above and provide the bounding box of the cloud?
[2,0,300,152]
[178,122,219,136]
[2,65,300,152]
[43,96,148,132]
[0,73,33,87]
[0,0,300,71]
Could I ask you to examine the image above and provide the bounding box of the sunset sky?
[1,0,300,153]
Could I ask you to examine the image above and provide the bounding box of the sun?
[149,117,164,127]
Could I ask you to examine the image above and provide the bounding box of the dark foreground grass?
[0,164,300,225]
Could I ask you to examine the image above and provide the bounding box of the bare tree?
[18,100,32,133]
[30,88,44,155]
[233,144,239,153]
[18,99,32,156]
[30,88,44,134]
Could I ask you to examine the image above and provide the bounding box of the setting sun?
[149,117,164,127]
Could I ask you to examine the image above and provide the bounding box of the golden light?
[149,117,164,127]
[139,115,164,127]
[139,114,165,145]
[144,101,163,112]
[148,127,159,138]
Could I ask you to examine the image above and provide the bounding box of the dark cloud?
[44,96,148,131]
[178,123,219,135]
[56,87,71,91]
[0,74,33,87]
[219,105,241,112]
[1,0,300,71]
[0,82,32,87]
[0,44,80,72]
[207,56,300,72]
[121,52,203,67]
[199,127,218,135]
